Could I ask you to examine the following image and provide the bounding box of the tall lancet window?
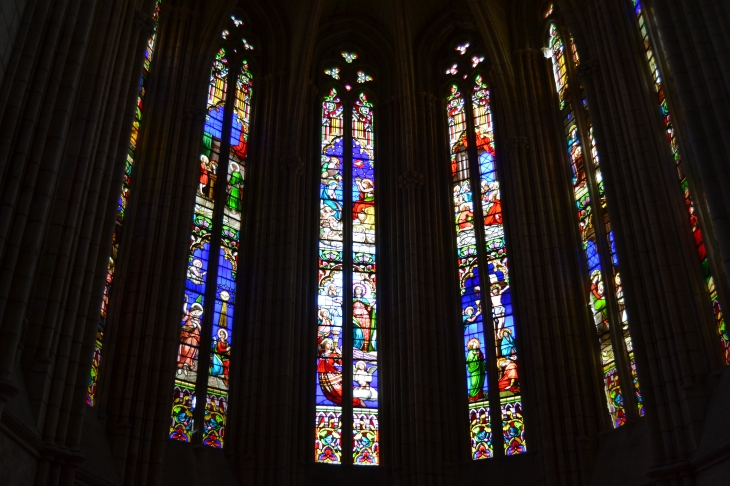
[168,15,255,449]
[316,50,379,466]
[88,1,161,406]
[545,11,644,426]
[443,41,526,459]
[629,0,728,363]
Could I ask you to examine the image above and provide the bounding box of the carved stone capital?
[133,10,157,37]
[279,155,304,175]
[576,60,599,83]
[398,170,424,189]
[506,137,529,155]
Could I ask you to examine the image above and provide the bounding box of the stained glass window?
[444,41,526,459]
[169,15,255,448]
[456,43,470,55]
[630,0,728,363]
[356,71,373,84]
[316,51,379,466]
[547,21,643,424]
[341,51,358,63]
[87,1,162,407]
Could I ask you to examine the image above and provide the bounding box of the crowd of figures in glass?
[547,16,643,425]
[316,78,379,465]
[88,1,161,406]
[446,40,526,459]
[170,16,253,448]
[631,0,728,363]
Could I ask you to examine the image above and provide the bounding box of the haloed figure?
[353,178,375,229]
[498,357,519,392]
[352,284,375,352]
[199,154,216,199]
[226,162,244,213]
[318,307,333,345]
[466,338,486,401]
[352,360,378,402]
[482,182,502,226]
[590,270,609,332]
[500,328,516,358]
[210,328,231,387]
[178,296,203,375]
[187,258,207,285]
[317,338,343,405]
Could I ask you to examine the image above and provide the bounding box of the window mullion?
[342,95,354,464]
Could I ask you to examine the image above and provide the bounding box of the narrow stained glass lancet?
[169,47,229,445]
[548,23,643,425]
[88,0,161,406]
[316,88,345,464]
[201,61,253,448]
[448,84,492,458]
[630,0,728,364]
[351,92,378,465]
[472,76,526,455]
[169,16,254,448]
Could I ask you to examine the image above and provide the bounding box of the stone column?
[506,47,609,486]
[0,0,86,413]
[0,0,155,483]
[228,68,303,485]
[378,1,461,484]
[62,5,159,486]
[228,1,323,484]
[97,4,211,483]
